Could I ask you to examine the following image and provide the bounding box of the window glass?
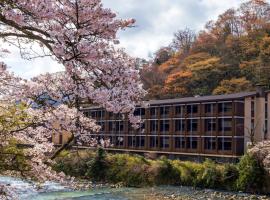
[150,107,157,116]
[116,136,124,146]
[204,137,216,150]
[160,137,170,148]
[187,119,198,132]
[218,102,232,113]
[97,121,105,132]
[205,104,214,113]
[187,105,198,114]
[205,119,216,132]
[150,136,158,148]
[150,120,158,133]
[128,136,136,147]
[175,120,185,132]
[160,107,170,116]
[134,108,145,116]
[160,120,170,132]
[186,137,198,149]
[136,136,145,148]
[175,137,185,149]
[218,118,232,132]
[218,138,232,151]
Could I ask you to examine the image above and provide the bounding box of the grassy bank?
[53,148,269,194]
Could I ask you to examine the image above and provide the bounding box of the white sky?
[2,0,260,78]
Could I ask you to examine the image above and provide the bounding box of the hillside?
[141,0,270,100]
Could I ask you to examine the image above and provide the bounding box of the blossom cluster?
[0,0,146,198]
[248,140,270,174]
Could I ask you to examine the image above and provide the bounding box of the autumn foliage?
[142,0,270,99]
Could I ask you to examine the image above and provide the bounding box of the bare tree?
[170,28,196,53]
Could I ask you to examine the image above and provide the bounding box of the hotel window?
[150,107,158,117]
[235,138,244,154]
[160,136,170,148]
[175,106,184,116]
[150,120,158,133]
[90,111,97,118]
[251,119,255,131]
[205,119,216,132]
[84,111,90,117]
[218,138,232,151]
[116,121,124,132]
[150,136,158,148]
[204,137,216,150]
[108,112,114,118]
[187,119,198,133]
[186,137,198,149]
[187,105,198,114]
[175,120,185,132]
[109,121,115,131]
[107,136,114,146]
[160,120,170,132]
[218,118,232,132]
[175,137,185,149]
[114,113,122,119]
[116,136,124,147]
[218,102,232,113]
[97,121,105,132]
[128,123,134,133]
[139,122,145,134]
[265,102,268,119]
[251,101,255,118]
[235,118,244,136]
[205,104,214,113]
[134,108,145,116]
[136,136,145,148]
[160,106,170,116]
[96,110,105,118]
[128,136,136,147]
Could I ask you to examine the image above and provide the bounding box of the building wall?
[254,96,265,142]
[51,122,72,144]
[244,97,252,151]
[50,91,270,158]
[83,99,246,157]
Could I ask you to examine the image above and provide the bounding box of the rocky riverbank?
[121,186,270,200]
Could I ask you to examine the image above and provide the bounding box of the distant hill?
[141,0,270,100]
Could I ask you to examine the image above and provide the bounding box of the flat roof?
[82,91,259,110]
[148,91,257,105]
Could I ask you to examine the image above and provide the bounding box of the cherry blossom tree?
[0,0,145,154]
[249,140,270,174]
[0,0,145,198]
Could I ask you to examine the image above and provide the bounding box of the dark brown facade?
[81,93,251,158]
[52,91,270,158]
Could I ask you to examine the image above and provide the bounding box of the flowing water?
[0,176,269,200]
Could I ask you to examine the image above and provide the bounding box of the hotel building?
[53,89,270,159]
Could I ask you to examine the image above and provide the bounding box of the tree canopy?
[142,0,270,99]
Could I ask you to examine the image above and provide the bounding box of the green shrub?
[85,148,108,181]
[53,150,95,178]
[222,163,239,190]
[154,157,180,185]
[236,154,265,192]
[53,151,269,193]
[106,154,151,187]
[196,159,222,188]
[0,139,29,173]
[177,161,202,186]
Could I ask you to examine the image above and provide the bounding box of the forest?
[141,0,270,100]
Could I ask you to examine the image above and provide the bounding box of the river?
[0,176,269,200]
